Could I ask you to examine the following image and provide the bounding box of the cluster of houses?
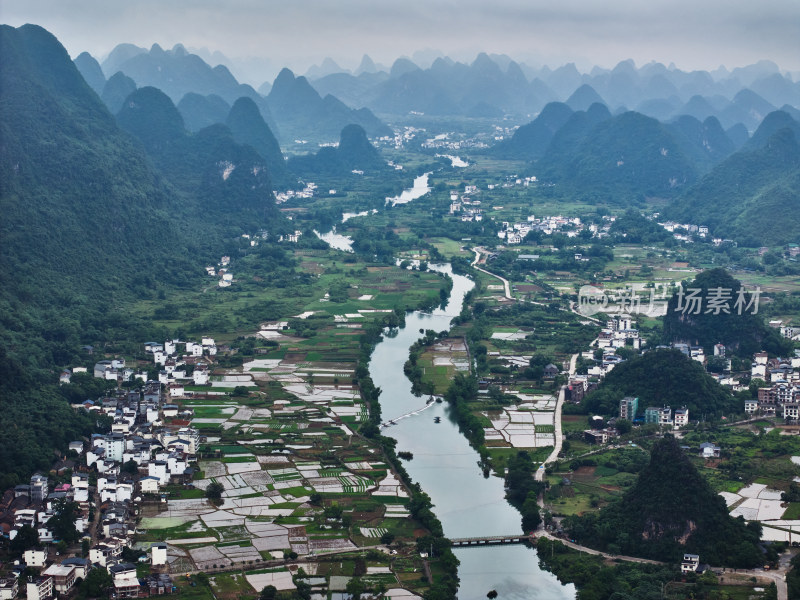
[205,256,235,288]
[567,316,645,404]
[597,316,644,351]
[743,351,800,419]
[657,219,767,248]
[139,338,217,396]
[420,131,488,151]
[90,358,148,385]
[278,230,303,244]
[2,475,87,546]
[492,215,585,245]
[0,375,190,598]
[581,398,690,445]
[449,185,484,222]
[375,125,425,150]
[1,550,173,600]
[273,181,316,203]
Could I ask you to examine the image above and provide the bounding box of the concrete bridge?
[449,534,535,547]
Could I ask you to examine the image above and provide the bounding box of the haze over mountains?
[49,35,800,245]
[1,19,799,494]
[307,53,800,128]
[73,42,392,144]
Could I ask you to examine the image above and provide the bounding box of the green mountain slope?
[73,51,105,95]
[667,126,800,245]
[101,70,137,113]
[0,24,289,487]
[0,24,184,486]
[666,115,736,173]
[177,92,231,132]
[661,268,792,356]
[226,96,291,188]
[117,87,285,227]
[492,101,574,160]
[582,348,737,418]
[566,436,763,567]
[539,111,698,201]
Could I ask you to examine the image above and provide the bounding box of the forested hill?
[666,119,800,246]
[581,349,737,418]
[661,268,792,356]
[537,111,699,202]
[565,436,763,567]
[288,124,387,177]
[0,24,284,487]
[0,23,183,339]
[0,24,188,486]
[116,86,286,230]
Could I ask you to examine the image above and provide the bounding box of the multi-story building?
[783,403,800,420]
[644,406,672,426]
[0,577,19,600]
[619,396,639,421]
[26,578,52,600]
[674,407,690,428]
[42,565,76,594]
[30,475,48,503]
[24,548,47,568]
[110,564,140,599]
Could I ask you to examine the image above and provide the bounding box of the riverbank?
[370,264,575,599]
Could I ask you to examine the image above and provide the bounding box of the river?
[369,265,575,600]
[313,228,354,252]
[386,172,431,206]
[436,154,470,168]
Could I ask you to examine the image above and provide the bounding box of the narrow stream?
[368,265,575,600]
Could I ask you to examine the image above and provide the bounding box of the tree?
[616,419,632,434]
[205,482,224,504]
[47,500,80,544]
[9,524,38,556]
[380,531,396,545]
[121,459,139,475]
[521,492,542,532]
[259,585,277,600]
[82,567,113,597]
[293,578,311,600]
[345,577,365,600]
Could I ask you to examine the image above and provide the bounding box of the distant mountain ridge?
[95,43,390,143]
[305,53,799,125]
[267,68,391,140]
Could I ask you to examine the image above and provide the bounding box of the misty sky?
[3,0,799,84]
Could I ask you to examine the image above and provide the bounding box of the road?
[466,250,792,598]
[538,531,665,565]
[535,352,578,482]
[539,533,789,599]
[471,247,512,299]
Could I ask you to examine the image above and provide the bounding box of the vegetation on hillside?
[582,349,738,418]
[564,436,763,566]
[662,268,792,357]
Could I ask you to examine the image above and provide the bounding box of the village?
[0,322,438,600]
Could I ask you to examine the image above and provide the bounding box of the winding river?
[386,173,431,206]
[368,265,575,600]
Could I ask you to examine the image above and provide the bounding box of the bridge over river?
[449,534,536,547]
